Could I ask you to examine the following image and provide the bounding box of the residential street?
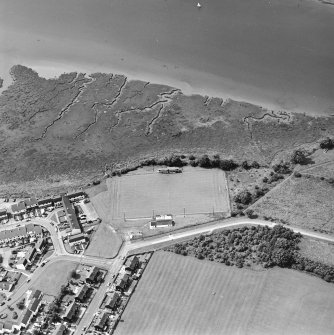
[2,215,334,330]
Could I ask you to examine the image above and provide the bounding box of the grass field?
[299,237,334,267]
[31,260,78,296]
[108,167,229,219]
[84,222,122,258]
[301,161,334,180]
[250,175,334,234]
[115,251,334,335]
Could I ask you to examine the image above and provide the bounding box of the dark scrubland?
[0,65,333,196]
[165,225,334,283]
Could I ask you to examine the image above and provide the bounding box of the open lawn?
[250,175,334,234]
[31,260,78,296]
[115,251,334,335]
[84,222,122,258]
[108,167,229,219]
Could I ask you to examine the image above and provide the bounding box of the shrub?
[190,160,198,167]
[241,161,250,170]
[219,159,238,171]
[234,190,252,205]
[320,137,334,150]
[273,161,292,174]
[294,172,302,178]
[189,154,196,161]
[198,155,212,168]
[291,149,308,165]
[251,161,260,169]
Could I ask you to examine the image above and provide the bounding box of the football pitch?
[108,167,229,219]
[115,251,334,335]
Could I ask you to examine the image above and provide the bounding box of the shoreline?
[0,62,330,119]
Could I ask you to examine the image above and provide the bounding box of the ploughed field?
[108,167,229,219]
[115,251,334,335]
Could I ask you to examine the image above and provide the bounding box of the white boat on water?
[197,2,202,8]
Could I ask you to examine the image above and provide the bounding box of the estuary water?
[0,0,333,115]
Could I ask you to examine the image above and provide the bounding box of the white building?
[150,214,174,229]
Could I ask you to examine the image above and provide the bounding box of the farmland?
[115,251,334,335]
[108,166,230,219]
[250,175,334,234]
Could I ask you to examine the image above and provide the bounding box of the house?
[53,324,66,335]
[25,247,37,264]
[33,225,43,237]
[67,191,86,203]
[105,292,120,311]
[0,209,8,222]
[94,312,109,331]
[2,321,20,333]
[26,223,35,235]
[85,267,100,284]
[30,289,43,300]
[0,281,13,292]
[21,309,33,328]
[150,214,174,229]
[75,285,89,303]
[25,197,38,210]
[18,226,27,239]
[28,296,42,315]
[11,201,26,220]
[38,198,54,209]
[53,196,63,208]
[125,256,140,272]
[16,258,28,270]
[62,301,80,322]
[0,270,7,282]
[62,196,82,234]
[116,274,131,292]
[35,238,47,254]
[68,233,86,246]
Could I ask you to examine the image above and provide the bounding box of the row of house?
[21,290,44,329]
[63,301,81,323]
[94,312,110,331]
[16,238,47,270]
[86,266,103,285]
[0,224,43,244]
[10,191,87,221]
[75,284,90,303]
[53,324,67,335]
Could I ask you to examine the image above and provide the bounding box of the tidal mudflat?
[1,0,334,115]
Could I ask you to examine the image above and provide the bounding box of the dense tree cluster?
[165,225,301,268]
[293,255,334,283]
[165,225,334,284]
